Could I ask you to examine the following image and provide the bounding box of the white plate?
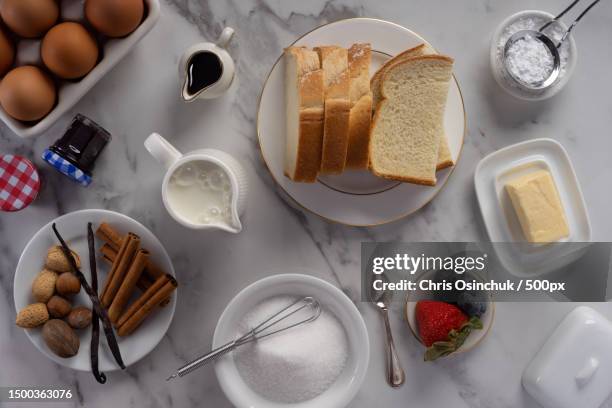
[474,138,591,277]
[13,209,176,371]
[213,273,369,408]
[1,0,160,138]
[257,18,466,226]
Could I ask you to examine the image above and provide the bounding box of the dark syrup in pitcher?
[187,52,223,95]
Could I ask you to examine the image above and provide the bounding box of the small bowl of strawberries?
[405,269,495,361]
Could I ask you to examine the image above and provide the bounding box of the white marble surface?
[2,0,612,407]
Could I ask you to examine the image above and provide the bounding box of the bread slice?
[284,47,324,182]
[371,44,454,170]
[371,44,430,109]
[314,46,351,174]
[369,55,454,186]
[345,43,373,169]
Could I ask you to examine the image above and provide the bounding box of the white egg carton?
[0,0,160,139]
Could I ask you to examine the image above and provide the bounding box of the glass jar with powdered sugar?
[490,10,577,100]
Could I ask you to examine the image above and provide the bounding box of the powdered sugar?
[351,46,366,59]
[505,34,555,85]
[492,12,574,99]
[497,16,571,77]
[233,296,348,403]
[300,71,315,83]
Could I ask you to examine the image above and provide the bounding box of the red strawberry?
[416,300,468,346]
[415,300,483,361]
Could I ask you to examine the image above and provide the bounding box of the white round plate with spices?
[257,18,466,226]
[13,209,177,371]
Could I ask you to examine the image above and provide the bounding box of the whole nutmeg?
[67,306,92,329]
[46,296,72,318]
[16,303,49,328]
[42,319,79,358]
[45,246,80,273]
[32,269,58,303]
[56,273,81,297]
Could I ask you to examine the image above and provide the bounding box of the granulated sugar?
[234,296,349,403]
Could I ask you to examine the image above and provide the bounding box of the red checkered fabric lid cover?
[0,154,41,212]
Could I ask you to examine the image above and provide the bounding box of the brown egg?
[0,66,56,122]
[85,0,144,38]
[0,0,59,38]
[0,28,14,76]
[42,23,99,80]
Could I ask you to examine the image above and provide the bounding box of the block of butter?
[505,169,570,243]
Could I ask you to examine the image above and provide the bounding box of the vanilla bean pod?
[88,223,107,383]
[52,223,125,369]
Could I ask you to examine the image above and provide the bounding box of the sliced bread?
[371,44,454,170]
[369,55,454,186]
[371,44,430,108]
[314,46,351,174]
[346,43,373,169]
[284,47,324,182]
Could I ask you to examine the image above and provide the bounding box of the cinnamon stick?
[100,243,115,262]
[101,232,140,307]
[96,222,123,251]
[98,222,169,304]
[101,242,164,280]
[116,274,169,327]
[101,244,171,307]
[98,223,165,280]
[137,275,171,308]
[108,249,149,323]
[117,274,178,336]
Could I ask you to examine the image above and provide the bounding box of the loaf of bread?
[345,43,372,169]
[314,46,351,174]
[369,55,454,185]
[371,44,454,170]
[284,47,325,182]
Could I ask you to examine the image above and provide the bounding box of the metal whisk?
[166,296,321,381]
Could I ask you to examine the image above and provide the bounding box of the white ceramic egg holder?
[0,0,160,138]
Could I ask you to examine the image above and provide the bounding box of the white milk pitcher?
[144,133,247,233]
[179,27,236,101]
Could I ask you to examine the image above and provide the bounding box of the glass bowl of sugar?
[490,10,577,100]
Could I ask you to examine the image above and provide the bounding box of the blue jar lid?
[42,149,92,187]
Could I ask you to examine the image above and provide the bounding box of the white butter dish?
[523,307,612,408]
[474,138,591,277]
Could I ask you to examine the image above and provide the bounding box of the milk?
[144,133,247,233]
[167,160,233,226]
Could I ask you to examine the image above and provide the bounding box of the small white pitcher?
[179,27,236,101]
[144,133,247,233]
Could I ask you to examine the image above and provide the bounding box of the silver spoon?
[370,273,405,388]
[502,0,601,90]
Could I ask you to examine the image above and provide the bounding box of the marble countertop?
[2,0,612,407]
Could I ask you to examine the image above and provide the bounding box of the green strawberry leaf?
[424,317,483,361]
